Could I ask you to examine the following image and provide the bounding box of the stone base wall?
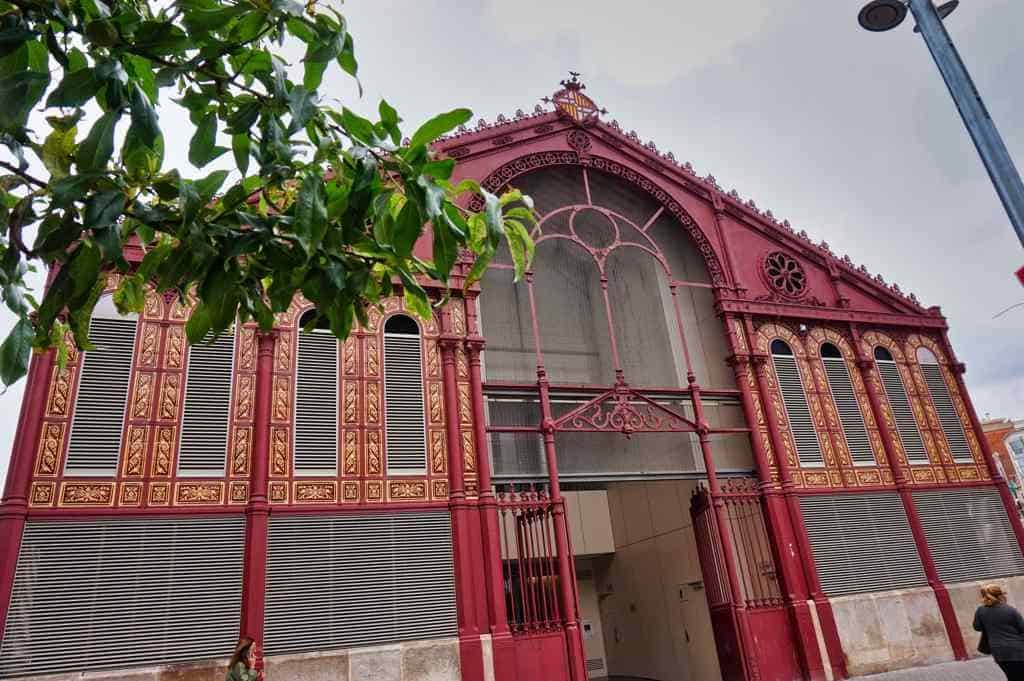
[947,575,1024,657]
[830,586,952,676]
[12,638,460,681]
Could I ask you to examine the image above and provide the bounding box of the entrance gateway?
[2,78,1023,681]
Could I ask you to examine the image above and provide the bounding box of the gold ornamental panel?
[30,482,55,507]
[175,482,224,505]
[34,422,66,476]
[59,482,115,506]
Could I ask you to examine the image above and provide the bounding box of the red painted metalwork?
[938,331,1024,552]
[465,295,518,681]
[848,324,967,660]
[440,315,486,681]
[0,348,55,645]
[240,330,275,677]
[741,315,848,680]
[722,312,826,681]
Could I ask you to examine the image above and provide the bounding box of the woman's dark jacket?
[975,603,1024,661]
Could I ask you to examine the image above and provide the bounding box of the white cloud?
[485,0,781,86]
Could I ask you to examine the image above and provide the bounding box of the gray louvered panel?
[919,365,973,463]
[914,488,1024,584]
[264,511,456,655]
[822,357,875,466]
[295,331,338,474]
[384,334,427,474]
[772,355,824,467]
[0,517,244,678]
[178,332,235,475]
[65,317,137,475]
[800,492,927,596]
[876,360,929,464]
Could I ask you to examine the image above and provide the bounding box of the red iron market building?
[2,78,1023,681]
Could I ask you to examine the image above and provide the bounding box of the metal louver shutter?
[384,333,427,474]
[772,355,824,467]
[919,365,973,463]
[0,516,244,678]
[178,332,235,475]
[876,360,928,464]
[295,330,338,474]
[264,511,456,655]
[65,317,137,475]
[822,357,875,466]
[914,488,1024,584]
[800,492,927,596]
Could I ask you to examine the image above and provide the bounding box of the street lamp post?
[858,0,1024,256]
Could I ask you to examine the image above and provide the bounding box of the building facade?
[2,79,1023,681]
[983,418,1024,500]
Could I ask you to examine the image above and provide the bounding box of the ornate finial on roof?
[543,72,607,125]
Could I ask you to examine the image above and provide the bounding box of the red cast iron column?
[0,348,55,646]
[722,312,825,681]
[850,325,966,660]
[938,332,1024,551]
[440,314,486,681]
[742,317,848,680]
[465,295,516,681]
[240,330,275,676]
[537,373,588,681]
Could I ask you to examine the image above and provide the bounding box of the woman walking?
[226,636,258,681]
[974,584,1024,680]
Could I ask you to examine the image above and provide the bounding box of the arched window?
[178,330,236,476]
[820,343,874,466]
[771,340,824,467]
[874,346,928,464]
[294,310,338,475]
[384,314,427,474]
[65,296,138,475]
[917,347,972,463]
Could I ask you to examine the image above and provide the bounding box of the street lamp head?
[858,0,908,32]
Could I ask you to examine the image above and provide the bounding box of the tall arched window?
[384,314,427,475]
[65,296,138,475]
[917,347,972,463]
[874,346,928,464]
[178,330,236,476]
[294,310,338,475]
[771,339,824,467]
[820,343,874,466]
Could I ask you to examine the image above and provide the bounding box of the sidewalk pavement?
[849,657,1005,681]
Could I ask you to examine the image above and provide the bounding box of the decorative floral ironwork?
[554,387,698,435]
[763,251,807,298]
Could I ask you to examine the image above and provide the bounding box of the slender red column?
[464,295,517,681]
[742,317,848,680]
[240,330,275,677]
[937,332,1024,552]
[722,312,825,681]
[0,348,55,646]
[849,325,966,660]
[440,314,485,681]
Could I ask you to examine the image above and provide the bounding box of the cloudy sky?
[1,0,1022,485]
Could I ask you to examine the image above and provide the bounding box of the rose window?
[764,251,807,297]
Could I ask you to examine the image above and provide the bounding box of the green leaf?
[392,200,421,258]
[481,189,504,249]
[33,213,82,256]
[195,169,230,202]
[339,107,375,145]
[46,67,98,108]
[463,248,495,290]
[287,85,316,133]
[185,301,212,344]
[232,133,250,176]
[122,126,164,179]
[189,113,226,167]
[123,54,156,103]
[0,41,50,130]
[294,171,328,253]
[303,59,328,91]
[0,317,32,385]
[399,270,432,320]
[128,82,159,147]
[113,274,145,314]
[505,218,535,282]
[337,33,359,91]
[41,125,77,180]
[433,215,458,279]
[84,19,119,47]
[409,108,472,149]
[75,111,120,172]
[50,173,99,206]
[83,190,125,228]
